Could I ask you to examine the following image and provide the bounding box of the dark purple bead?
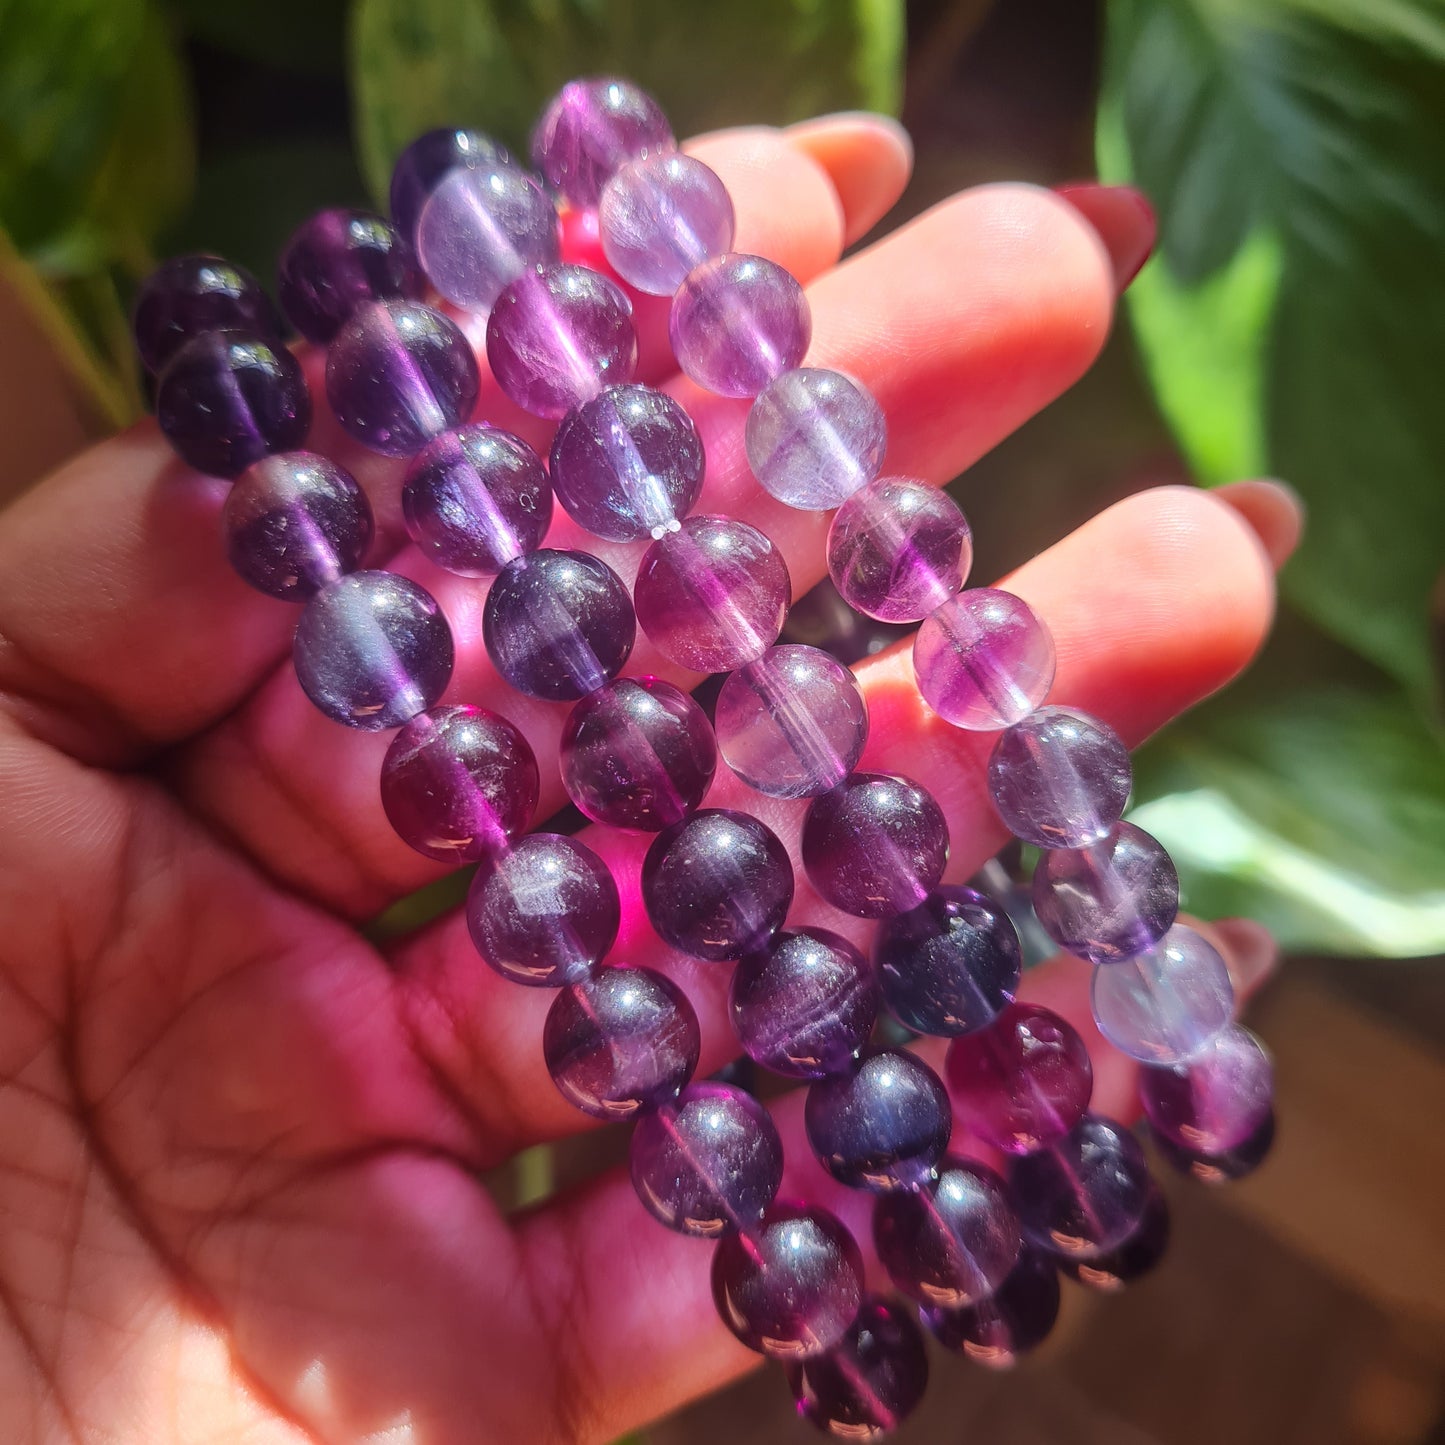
[388,127,515,245]
[223,451,372,599]
[560,676,716,831]
[922,1247,1060,1367]
[874,885,1021,1038]
[483,548,635,700]
[156,331,310,478]
[1058,1185,1170,1290]
[543,965,700,1119]
[531,77,675,209]
[1139,1024,1274,1156]
[133,254,281,374]
[802,773,949,919]
[379,704,537,863]
[711,1202,863,1360]
[629,1081,783,1236]
[1152,1107,1276,1184]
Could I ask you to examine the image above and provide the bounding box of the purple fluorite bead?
[560,676,716,830]
[482,549,635,701]
[1058,1185,1170,1291]
[922,1247,1060,1367]
[599,152,734,294]
[133,254,281,374]
[379,704,538,863]
[326,301,479,457]
[634,515,792,672]
[1154,1108,1276,1183]
[549,383,704,541]
[467,833,619,988]
[670,254,811,398]
[389,128,514,246]
[223,451,372,599]
[402,425,551,577]
[1140,1024,1274,1156]
[543,965,699,1119]
[629,1081,783,1236]
[531,77,675,209]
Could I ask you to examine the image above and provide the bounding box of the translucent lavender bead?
[599,152,734,294]
[1032,821,1179,965]
[634,515,791,672]
[531,77,675,209]
[326,301,479,457]
[711,1202,864,1360]
[133,254,281,373]
[671,254,811,398]
[945,1002,1093,1154]
[1058,1186,1170,1291]
[467,833,619,988]
[1091,924,1235,1065]
[914,588,1056,730]
[278,209,421,344]
[560,676,716,831]
[389,127,514,245]
[486,264,636,419]
[729,928,878,1080]
[549,384,704,541]
[642,809,793,961]
[987,706,1133,848]
[922,1248,1060,1367]
[827,477,973,623]
[802,773,949,919]
[874,885,1021,1038]
[714,645,868,799]
[1140,1023,1273,1156]
[629,1081,783,1237]
[223,451,372,599]
[873,1158,1021,1307]
[402,425,551,577]
[379,704,538,863]
[482,549,635,700]
[543,965,699,1119]
[156,332,310,478]
[292,571,453,730]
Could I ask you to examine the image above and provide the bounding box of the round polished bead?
[874,886,1021,1038]
[914,588,1056,730]
[482,549,635,700]
[326,301,479,457]
[922,1247,1060,1368]
[133,254,281,373]
[730,928,878,1080]
[292,570,453,730]
[157,331,310,478]
[786,1296,928,1440]
[389,127,514,245]
[1009,1114,1153,1259]
[1140,1024,1274,1156]
[599,151,734,294]
[1153,1107,1276,1183]
[827,477,972,623]
[543,965,699,1119]
[629,1081,783,1237]
[802,773,949,919]
[945,1002,1093,1154]
[467,833,618,988]
[634,515,791,672]
[549,384,704,541]
[714,645,869,799]
[1091,924,1235,1065]
[988,706,1133,848]
[806,1049,952,1191]
[531,77,675,209]
[1058,1185,1170,1291]
[278,208,421,344]
[560,676,716,831]
[223,451,372,599]
[1032,821,1179,964]
[671,254,811,397]
[874,1158,1021,1307]
[746,368,887,511]
[711,1203,864,1360]
[402,425,551,577]
[642,809,793,961]
[486,263,636,419]
[379,704,537,863]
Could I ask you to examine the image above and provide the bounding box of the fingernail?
[1054,182,1156,292]
[1215,478,1307,569]
[1211,917,1279,996]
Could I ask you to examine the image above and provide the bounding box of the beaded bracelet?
[133,75,1276,1439]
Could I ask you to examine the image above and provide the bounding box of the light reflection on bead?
[922,1247,1060,1368]
[390,127,515,245]
[1058,1185,1170,1291]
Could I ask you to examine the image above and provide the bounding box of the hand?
[0,115,1297,1444]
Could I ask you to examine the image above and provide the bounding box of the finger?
[1213,479,1304,570]
[1054,182,1156,291]
[784,112,914,244]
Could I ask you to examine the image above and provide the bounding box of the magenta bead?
[670,253,811,397]
[560,676,716,831]
[278,209,421,343]
[531,77,675,209]
[389,128,514,245]
[945,1002,1093,1155]
[922,1247,1060,1367]
[486,263,637,419]
[1140,1024,1273,1155]
[1059,1186,1170,1291]
[133,254,281,373]
[827,477,972,623]
[402,425,551,577]
[379,704,537,863]
[634,515,792,672]
[224,451,372,599]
